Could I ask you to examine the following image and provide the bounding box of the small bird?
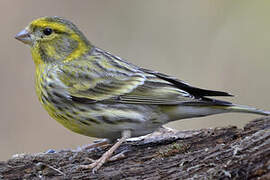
[15,16,269,172]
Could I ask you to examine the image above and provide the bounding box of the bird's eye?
[43,28,53,36]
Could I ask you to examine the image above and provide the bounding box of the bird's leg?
[80,130,131,173]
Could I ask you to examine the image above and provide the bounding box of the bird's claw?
[78,152,127,173]
[78,157,105,174]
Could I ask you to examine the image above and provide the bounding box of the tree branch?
[1,117,269,179]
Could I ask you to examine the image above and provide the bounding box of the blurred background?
[1,0,269,160]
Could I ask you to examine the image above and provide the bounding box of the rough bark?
[0,117,269,180]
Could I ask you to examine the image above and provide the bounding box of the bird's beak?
[15,29,32,45]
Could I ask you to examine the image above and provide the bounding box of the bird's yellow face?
[15,17,90,65]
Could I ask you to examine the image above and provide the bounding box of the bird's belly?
[39,94,169,141]
[79,118,163,141]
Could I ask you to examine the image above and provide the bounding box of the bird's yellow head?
[15,16,91,65]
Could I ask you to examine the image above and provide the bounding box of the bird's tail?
[225,104,270,116]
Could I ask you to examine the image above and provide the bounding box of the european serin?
[15,16,270,172]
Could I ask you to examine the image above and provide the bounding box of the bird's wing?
[111,69,232,106]
[56,48,232,106]
[139,68,233,98]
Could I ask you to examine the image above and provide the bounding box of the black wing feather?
[141,68,233,98]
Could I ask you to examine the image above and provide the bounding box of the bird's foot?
[79,151,126,173]
[78,130,131,173]
[80,139,109,151]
